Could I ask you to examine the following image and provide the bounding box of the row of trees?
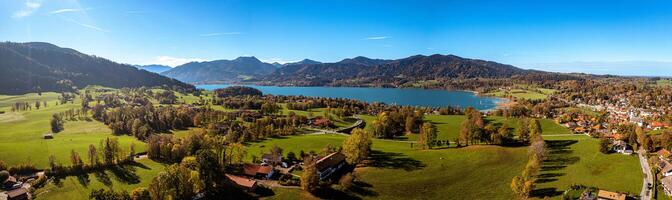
[10,101,50,112]
[511,131,546,199]
[47,138,135,176]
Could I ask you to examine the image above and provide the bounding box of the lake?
[197,84,505,110]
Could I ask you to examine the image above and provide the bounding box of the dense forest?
[0,42,194,94]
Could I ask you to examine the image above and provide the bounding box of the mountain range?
[0,41,582,94]
[0,42,194,94]
[159,54,535,85]
[161,56,277,84]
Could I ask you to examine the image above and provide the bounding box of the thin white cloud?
[199,32,242,37]
[61,17,109,32]
[12,0,42,18]
[49,8,92,15]
[363,36,390,40]
[147,56,206,67]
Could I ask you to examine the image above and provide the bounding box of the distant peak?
[234,56,261,62]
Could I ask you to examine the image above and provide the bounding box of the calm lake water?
[197,84,505,110]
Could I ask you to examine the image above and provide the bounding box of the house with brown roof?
[315,152,346,180]
[4,188,29,200]
[225,174,257,191]
[596,190,626,200]
[663,176,672,196]
[243,164,276,179]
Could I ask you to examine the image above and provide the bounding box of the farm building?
[315,152,346,180]
[225,174,257,191]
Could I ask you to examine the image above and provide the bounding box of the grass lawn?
[247,133,529,199]
[485,86,557,100]
[536,135,642,197]
[33,159,166,199]
[362,114,572,141]
[246,134,347,161]
[0,93,145,168]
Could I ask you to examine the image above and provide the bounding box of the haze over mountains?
[136,64,172,73]
[159,54,538,85]
[0,42,194,94]
[0,41,586,94]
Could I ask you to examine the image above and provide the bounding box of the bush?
[8,163,39,175]
[278,174,300,186]
[0,170,9,183]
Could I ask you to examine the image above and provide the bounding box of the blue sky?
[1,0,671,76]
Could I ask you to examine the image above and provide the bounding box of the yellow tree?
[343,128,372,165]
[418,122,437,149]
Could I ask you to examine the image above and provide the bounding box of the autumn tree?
[343,128,372,165]
[517,119,530,143]
[599,138,611,154]
[301,156,320,193]
[418,122,437,149]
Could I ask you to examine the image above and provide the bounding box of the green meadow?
[249,114,591,199]
[0,92,145,168]
[33,159,166,199]
[536,135,642,197]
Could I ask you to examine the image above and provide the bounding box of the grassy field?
[33,159,166,199]
[536,135,642,197]
[247,133,529,199]
[0,92,145,168]
[360,114,572,141]
[485,86,557,100]
[249,114,635,199]
[246,134,347,161]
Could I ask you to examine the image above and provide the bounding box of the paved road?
[638,149,653,200]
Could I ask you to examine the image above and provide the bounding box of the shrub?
[8,163,39,175]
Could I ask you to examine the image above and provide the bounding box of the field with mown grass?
[33,159,166,199]
[535,135,642,197]
[249,114,640,199]
[484,86,557,100]
[0,92,145,168]
[359,114,572,141]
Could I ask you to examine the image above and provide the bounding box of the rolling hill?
[161,56,276,83]
[0,42,194,94]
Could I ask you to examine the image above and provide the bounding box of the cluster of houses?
[576,101,671,132]
[579,188,629,200]
[225,152,347,192]
[557,113,608,135]
[1,174,30,200]
[655,149,672,196]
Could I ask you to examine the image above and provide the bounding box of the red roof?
[243,164,273,176]
[652,121,668,128]
[225,174,257,189]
